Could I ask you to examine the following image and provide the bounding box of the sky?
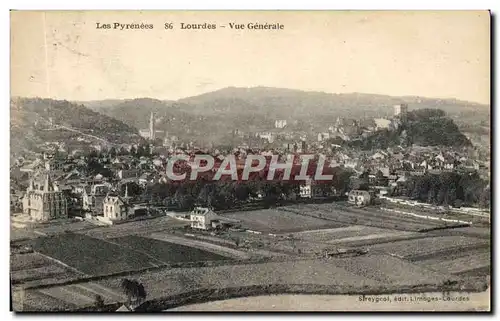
[10,11,490,104]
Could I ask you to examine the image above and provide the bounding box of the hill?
[96,98,176,129]
[75,87,489,147]
[10,98,144,156]
[82,86,489,124]
[347,109,472,150]
[178,87,489,121]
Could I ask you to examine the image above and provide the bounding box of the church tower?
[149,111,156,141]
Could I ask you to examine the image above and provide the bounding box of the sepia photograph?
[9,10,491,312]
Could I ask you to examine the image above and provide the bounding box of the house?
[300,181,312,198]
[116,169,141,180]
[190,207,218,230]
[81,183,110,214]
[22,171,68,221]
[371,152,387,160]
[373,118,392,130]
[348,190,372,206]
[102,194,129,222]
[19,159,44,173]
[116,303,141,312]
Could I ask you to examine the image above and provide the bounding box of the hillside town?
[10,103,490,228]
[9,9,492,313]
[10,96,492,313]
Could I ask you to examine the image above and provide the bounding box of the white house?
[190,207,218,230]
[348,190,372,206]
[300,181,312,198]
[371,152,387,160]
[102,195,129,222]
[373,118,392,130]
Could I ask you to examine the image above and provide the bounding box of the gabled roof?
[116,304,134,312]
[104,193,126,205]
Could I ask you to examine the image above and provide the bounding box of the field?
[30,230,235,277]
[16,281,126,311]
[282,203,465,232]
[414,249,491,275]
[19,254,461,311]
[32,233,161,275]
[76,216,188,239]
[34,221,96,236]
[220,208,345,233]
[12,202,491,311]
[10,252,83,287]
[292,226,419,244]
[368,236,489,259]
[111,235,230,263]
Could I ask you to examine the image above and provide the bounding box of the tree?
[137,283,147,305]
[106,146,116,158]
[94,294,105,311]
[120,278,147,306]
[479,187,491,209]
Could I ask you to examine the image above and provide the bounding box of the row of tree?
[396,171,490,208]
[141,168,355,210]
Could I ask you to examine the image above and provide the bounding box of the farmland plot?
[112,235,230,263]
[328,254,451,286]
[96,259,382,300]
[11,265,69,282]
[221,209,343,233]
[18,289,79,311]
[32,233,160,275]
[413,248,491,275]
[368,236,489,259]
[283,203,464,232]
[11,253,53,271]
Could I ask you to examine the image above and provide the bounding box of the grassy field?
[112,235,230,263]
[282,203,464,232]
[20,253,462,311]
[31,233,160,275]
[368,235,490,259]
[220,208,345,233]
[11,253,53,271]
[10,252,82,287]
[77,216,187,239]
[34,221,96,235]
[291,226,417,243]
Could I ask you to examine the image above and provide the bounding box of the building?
[274,120,287,129]
[373,118,392,130]
[317,132,330,142]
[348,190,372,206]
[116,169,141,180]
[299,181,312,198]
[19,159,44,173]
[394,104,408,121]
[190,207,218,230]
[22,172,68,221]
[82,183,110,214]
[102,194,129,223]
[149,111,156,141]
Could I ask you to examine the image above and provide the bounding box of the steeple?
[149,111,155,141]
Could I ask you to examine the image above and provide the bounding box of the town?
[10,101,491,312]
